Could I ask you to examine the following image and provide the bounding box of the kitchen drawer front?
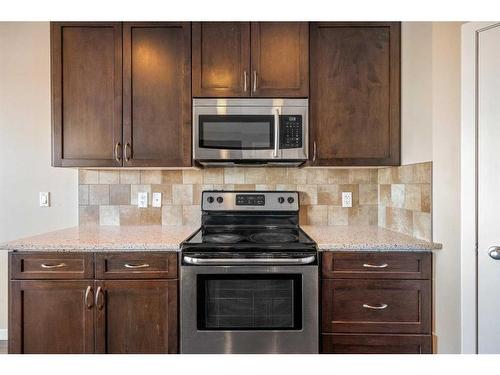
[321,334,432,354]
[322,252,432,279]
[322,279,431,334]
[9,252,93,280]
[95,253,178,279]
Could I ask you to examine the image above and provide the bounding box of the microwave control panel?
[279,115,303,149]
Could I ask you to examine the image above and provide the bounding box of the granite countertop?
[0,224,441,252]
[301,225,441,251]
[0,225,198,251]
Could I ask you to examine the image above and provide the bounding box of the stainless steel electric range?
[180,190,318,354]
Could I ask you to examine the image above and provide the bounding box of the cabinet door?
[9,280,94,353]
[51,22,122,167]
[310,22,401,166]
[95,280,178,354]
[250,22,309,97]
[322,334,432,354]
[123,22,191,167]
[192,22,250,97]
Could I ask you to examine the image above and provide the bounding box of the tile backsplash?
[78,162,432,241]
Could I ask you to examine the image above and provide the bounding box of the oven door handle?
[183,255,316,266]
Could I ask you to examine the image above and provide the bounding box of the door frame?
[461,21,500,354]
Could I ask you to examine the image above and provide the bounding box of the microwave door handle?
[274,108,280,158]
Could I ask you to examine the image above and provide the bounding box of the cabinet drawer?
[322,279,431,334]
[95,253,178,279]
[322,252,431,279]
[321,334,432,354]
[9,252,93,280]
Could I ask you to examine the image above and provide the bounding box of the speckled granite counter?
[0,225,198,251]
[301,225,441,251]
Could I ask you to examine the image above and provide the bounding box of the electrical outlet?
[137,192,148,208]
[341,192,352,208]
[39,192,50,207]
[152,192,162,208]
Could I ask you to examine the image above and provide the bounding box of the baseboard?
[0,329,7,341]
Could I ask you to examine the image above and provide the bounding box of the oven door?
[180,259,318,354]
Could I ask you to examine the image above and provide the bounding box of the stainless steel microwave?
[193,98,308,167]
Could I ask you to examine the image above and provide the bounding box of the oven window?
[197,274,302,330]
[199,115,274,150]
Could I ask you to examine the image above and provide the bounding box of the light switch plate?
[137,192,148,208]
[341,192,352,208]
[152,192,162,207]
[39,192,50,207]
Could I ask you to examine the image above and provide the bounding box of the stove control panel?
[202,191,299,211]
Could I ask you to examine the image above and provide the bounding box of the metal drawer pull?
[363,303,388,310]
[95,286,104,310]
[84,286,93,310]
[183,255,315,266]
[124,263,150,269]
[114,142,122,162]
[253,70,257,92]
[488,246,500,260]
[41,263,67,269]
[243,70,248,92]
[363,263,388,269]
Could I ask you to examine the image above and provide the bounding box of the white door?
[478,23,500,353]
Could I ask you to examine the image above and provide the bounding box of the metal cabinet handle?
[124,263,150,269]
[114,142,122,162]
[243,70,248,92]
[84,286,94,310]
[363,263,388,269]
[95,286,104,311]
[273,108,280,158]
[488,246,500,260]
[124,142,131,162]
[363,303,388,310]
[312,141,317,163]
[253,70,257,92]
[41,263,66,269]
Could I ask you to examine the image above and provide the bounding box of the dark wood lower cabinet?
[322,334,432,354]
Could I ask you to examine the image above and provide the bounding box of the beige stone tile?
[204,168,224,184]
[359,184,378,205]
[364,205,379,225]
[162,170,183,184]
[99,170,119,184]
[182,205,201,226]
[306,205,328,225]
[421,184,432,213]
[119,206,140,225]
[234,184,256,191]
[413,211,432,241]
[130,185,151,205]
[224,168,245,184]
[379,184,391,206]
[183,169,203,184]
[398,165,414,184]
[317,185,340,205]
[151,184,173,205]
[139,207,162,225]
[255,184,275,191]
[286,168,307,184]
[306,169,328,184]
[89,185,109,205]
[328,206,348,225]
[79,170,99,184]
[162,205,183,226]
[348,206,376,226]
[297,185,317,205]
[349,169,375,184]
[276,184,297,191]
[378,205,386,228]
[404,184,422,211]
[99,206,120,225]
[120,170,140,184]
[141,170,162,184]
[244,168,265,184]
[110,185,131,206]
[386,207,413,236]
[413,162,432,183]
[79,206,99,226]
[79,185,89,205]
[390,168,401,184]
[193,184,214,205]
[213,184,235,191]
[338,184,359,206]
[327,169,349,184]
[390,184,405,208]
[172,184,193,205]
[266,168,287,184]
[378,168,392,184]
[299,207,308,225]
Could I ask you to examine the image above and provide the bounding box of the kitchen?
[0,0,498,372]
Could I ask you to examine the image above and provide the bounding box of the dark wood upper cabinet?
[123,22,191,167]
[51,22,123,167]
[192,22,250,97]
[310,22,401,166]
[250,22,309,97]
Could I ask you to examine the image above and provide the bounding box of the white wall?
[0,22,78,335]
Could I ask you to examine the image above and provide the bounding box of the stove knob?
[287,197,295,204]
[278,197,285,204]
[216,196,224,204]
[207,196,214,203]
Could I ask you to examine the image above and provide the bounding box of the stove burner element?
[249,231,299,243]
[203,233,246,244]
